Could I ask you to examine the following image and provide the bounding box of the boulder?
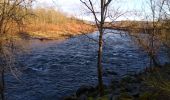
[63,96,77,100]
[125,83,140,98]
[78,94,88,100]
[76,85,95,97]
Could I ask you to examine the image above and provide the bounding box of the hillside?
[23,8,94,40]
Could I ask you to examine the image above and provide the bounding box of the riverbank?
[63,64,170,100]
[15,7,95,40]
[21,22,95,40]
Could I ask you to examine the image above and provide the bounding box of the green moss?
[143,64,170,94]
[139,92,159,100]
[119,92,133,100]
[121,76,137,84]
[88,97,94,100]
[87,91,98,97]
[97,95,108,100]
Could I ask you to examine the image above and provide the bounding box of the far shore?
[21,23,95,41]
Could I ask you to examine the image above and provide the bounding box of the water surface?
[5,30,168,100]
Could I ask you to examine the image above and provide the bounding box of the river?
[5,30,168,100]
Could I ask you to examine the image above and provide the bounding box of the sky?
[35,0,148,21]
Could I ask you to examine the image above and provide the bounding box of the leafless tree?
[0,0,34,99]
[80,0,123,96]
[129,0,166,69]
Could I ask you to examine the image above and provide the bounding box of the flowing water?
[5,30,168,100]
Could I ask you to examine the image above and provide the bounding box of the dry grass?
[25,21,94,40]
[20,8,95,40]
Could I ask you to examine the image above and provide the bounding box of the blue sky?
[35,0,148,21]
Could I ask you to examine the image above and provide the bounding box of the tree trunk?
[0,68,5,100]
[97,30,104,96]
[96,0,105,96]
[0,20,4,35]
[151,55,161,67]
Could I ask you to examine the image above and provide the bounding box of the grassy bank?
[22,8,95,40]
[25,22,94,40]
[91,64,170,100]
[64,64,170,100]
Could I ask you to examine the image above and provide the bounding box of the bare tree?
[80,0,113,96]
[148,0,165,67]
[0,0,34,99]
[161,0,170,44]
[129,0,166,69]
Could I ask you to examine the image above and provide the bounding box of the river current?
[5,30,168,100]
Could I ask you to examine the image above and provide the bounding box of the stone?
[110,94,120,100]
[63,96,77,100]
[76,85,95,97]
[125,83,140,98]
[78,94,88,100]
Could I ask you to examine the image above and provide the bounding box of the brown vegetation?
[0,0,34,100]
[23,8,95,40]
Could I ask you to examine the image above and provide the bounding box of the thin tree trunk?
[97,30,104,96]
[0,19,4,35]
[151,55,161,67]
[0,68,5,100]
[148,50,161,67]
[96,0,104,96]
[80,0,112,96]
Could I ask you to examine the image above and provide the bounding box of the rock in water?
[63,96,77,100]
[76,85,95,97]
